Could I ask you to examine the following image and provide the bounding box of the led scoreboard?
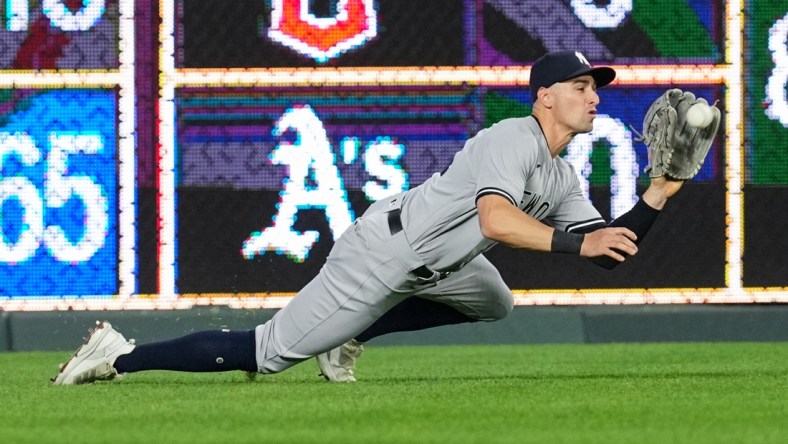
[1,0,786,310]
[0,90,117,295]
[0,0,135,305]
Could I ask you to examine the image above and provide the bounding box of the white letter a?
[242,106,353,262]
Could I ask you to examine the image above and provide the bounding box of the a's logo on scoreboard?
[268,0,377,63]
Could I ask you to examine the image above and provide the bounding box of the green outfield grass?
[1,342,786,444]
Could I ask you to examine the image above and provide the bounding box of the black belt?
[387,209,445,281]
[387,208,404,236]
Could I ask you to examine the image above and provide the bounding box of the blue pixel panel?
[0,90,117,297]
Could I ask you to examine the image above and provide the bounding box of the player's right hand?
[580,227,638,262]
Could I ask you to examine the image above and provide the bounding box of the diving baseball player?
[53,51,694,385]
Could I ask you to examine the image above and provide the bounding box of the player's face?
[551,75,600,133]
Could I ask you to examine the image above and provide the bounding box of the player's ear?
[538,87,552,108]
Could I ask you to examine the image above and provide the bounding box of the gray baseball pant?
[254,208,513,374]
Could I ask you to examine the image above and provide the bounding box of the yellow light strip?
[0,71,122,87]
[172,65,728,87]
[117,0,136,298]
[3,288,786,311]
[0,60,715,87]
[725,0,745,291]
[509,289,778,305]
[158,0,178,300]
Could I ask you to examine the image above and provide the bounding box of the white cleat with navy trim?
[52,321,136,385]
[316,339,364,382]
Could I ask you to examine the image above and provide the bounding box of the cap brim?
[562,66,616,89]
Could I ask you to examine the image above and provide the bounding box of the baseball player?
[53,50,686,385]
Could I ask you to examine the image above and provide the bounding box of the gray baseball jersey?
[254,115,604,373]
[401,116,604,271]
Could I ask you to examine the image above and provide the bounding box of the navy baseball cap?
[529,50,616,103]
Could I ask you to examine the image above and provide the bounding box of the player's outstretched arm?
[477,194,554,251]
[477,194,637,262]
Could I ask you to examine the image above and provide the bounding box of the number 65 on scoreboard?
[0,90,119,298]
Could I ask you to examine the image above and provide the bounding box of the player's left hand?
[639,89,721,181]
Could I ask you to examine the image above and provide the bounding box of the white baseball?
[686,103,714,128]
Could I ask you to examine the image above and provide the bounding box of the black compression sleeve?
[587,198,661,270]
[609,198,661,238]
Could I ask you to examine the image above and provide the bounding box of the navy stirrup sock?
[355,296,476,343]
[114,330,257,374]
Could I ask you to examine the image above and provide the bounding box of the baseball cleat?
[316,339,364,382]
[52,321,136,385]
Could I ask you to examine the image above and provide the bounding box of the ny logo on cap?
[575,51,591,67]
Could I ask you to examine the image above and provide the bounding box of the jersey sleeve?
[546,177,605,233]
[474,125,534,207]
